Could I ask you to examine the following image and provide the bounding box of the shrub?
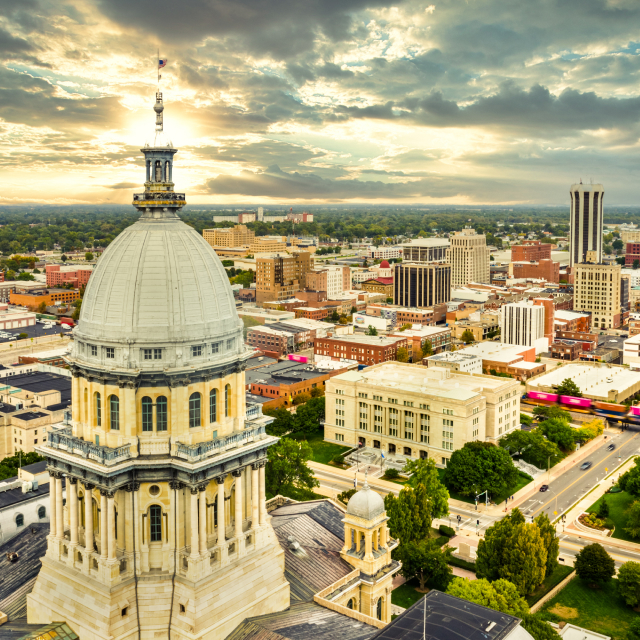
[598,496,610,519]
[384,468,400,479]
[439,524,456,538]
[435,535,450,547]
[331,454,345,466]
[337,489,356,505]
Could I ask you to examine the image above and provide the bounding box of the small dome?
[346,483,385,520]
[380,260,390,268]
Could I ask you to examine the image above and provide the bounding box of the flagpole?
[157,48,160,89]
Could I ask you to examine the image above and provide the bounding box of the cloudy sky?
[2,0,640,205]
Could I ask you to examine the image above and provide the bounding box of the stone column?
[251,464,259,530]
[69,478,78,545]
[233,470,243,542]
[100,491,108,560]
[107,492,116,561]
[48,471,57,540]
[84,483,94,552]
[55,476,64,539]
[190,488,199,558]
[216,475,226,545]
[198,485,207,556]
[259,463,267,526]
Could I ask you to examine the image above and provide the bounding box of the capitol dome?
[346,483,385,520]
[72,213,244,371]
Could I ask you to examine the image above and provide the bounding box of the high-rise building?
[574,251,622,329]
[257,206,264,221]
[27,91,289,639]
[446,228,490,287]
[393,263,451,308]
[306,266,351,297]
[569,182,604,267]
[256,251,313,303]
[400,238,449,263]
[499,301,545,348]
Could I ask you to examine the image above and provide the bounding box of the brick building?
[554,330,598,351]
[314,334,408,366]
[511,259,559,283]
[45,265,93,288]
[626,242,640,266]
[294,307,329,320]
[511,241,552,262]
[550,340,582,361]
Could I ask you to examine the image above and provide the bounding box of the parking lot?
[0,322,72,343]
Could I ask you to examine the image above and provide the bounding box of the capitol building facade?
[27,92,289,640]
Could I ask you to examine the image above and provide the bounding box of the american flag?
[158,58,167,69]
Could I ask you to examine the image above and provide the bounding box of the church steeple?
[132,92,186,218]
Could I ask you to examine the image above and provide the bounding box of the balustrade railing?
[176,425,266,463]
[47,429,132,466]
[133,192,185,201]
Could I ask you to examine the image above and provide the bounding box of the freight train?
[522,390,640,425]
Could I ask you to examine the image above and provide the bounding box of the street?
[312,427,640,568]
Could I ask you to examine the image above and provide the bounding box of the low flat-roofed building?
[456,341,546,381]
[550,340,582,361]
[624,333,640,370]
[425,351,482,374]
[388,325,451,355]
[294,306,329,320]
[554,309,591,332]
[526,362,640,402]
[236,307,296,324]
[314,334,408,366]
[325,362,521,463]
[451,320,499,342]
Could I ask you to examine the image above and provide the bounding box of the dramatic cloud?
[2,0,640,204]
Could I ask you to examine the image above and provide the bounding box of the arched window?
[189,393,201,428]
[150,505,162,542]
[141,397,153,432]
[84,388,88,423]
[156,396,167,431]
[95,392,101,427]
[376,597,382,620]
[15,514,24,527]
[347,598,354,610]
[210,389,217,424]
[38,506,46,519]
[109,395,120,430]
[225,384,231,418]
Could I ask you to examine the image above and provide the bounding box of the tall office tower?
[499,301,545,348]
[28,91,288,639]
[569,182,604,267]
[257,206,264,221]
[446,228,490,287]
[574,251,622,329]
[393,263,451,308]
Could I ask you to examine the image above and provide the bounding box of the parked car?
[607,443,616,451]
[580,461,593,470]
[539,484,549,492]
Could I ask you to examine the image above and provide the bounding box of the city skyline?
[2,0,640,205]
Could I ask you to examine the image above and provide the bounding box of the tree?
[366,325,378,336]
[532,405,571,423]
[461,329,475,344]
[291,397,325,437]
[521,615,562,640]
[412,346,424,363]
[625,500,640,538]
[292,392,311,406]
[330,310,340,322]
[396,347,409,362]
[309,386,324,398]
[36,301,47,314]
[384,462,449,544]
[265,437,319,500]
[613,238,624,253]
[423,340,433,357]
[16,272,35,281]
[555,378,582,397]
[446,578,529,618]
[619,460,640,498]
[477,509,547,595]
[443,442,518,501]
[85,252,94,261]
[538,418,576,452]
[598,496,610,519]
[397,540,452,591]
[634,260,640,270]
[404,457,449,520]
[618,561,640,609]
[0,451,45,481]
[5,270,15,280]
[534,513,559,577]
[263,407,295,436]
[574,543,615,587]
[61,254,68,262]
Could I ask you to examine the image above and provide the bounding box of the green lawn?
[392,579,424,609]
[301,432,351,465]
[588,491,638,543]
[525,565,574,607]
[539,578,638,640]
